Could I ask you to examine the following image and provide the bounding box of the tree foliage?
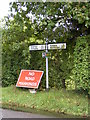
[8,2,89,41]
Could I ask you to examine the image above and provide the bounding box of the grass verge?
[0,85,89,118]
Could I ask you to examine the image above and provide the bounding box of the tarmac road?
[0,108,88,120]
[0,108,56,118]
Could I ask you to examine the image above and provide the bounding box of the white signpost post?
[29,42,66,91]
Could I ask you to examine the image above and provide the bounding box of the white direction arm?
[29,43,66,51]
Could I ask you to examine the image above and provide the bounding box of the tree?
[8,2,89,42]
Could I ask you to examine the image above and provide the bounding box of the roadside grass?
[0,85,88,117]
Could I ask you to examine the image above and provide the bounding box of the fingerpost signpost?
[29,41,66,91]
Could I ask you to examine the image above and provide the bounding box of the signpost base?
[46,88,49,92]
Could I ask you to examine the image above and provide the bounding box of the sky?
[0,0,15,20]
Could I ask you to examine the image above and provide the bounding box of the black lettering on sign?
[31,46,38,50]
[50,45,59,49]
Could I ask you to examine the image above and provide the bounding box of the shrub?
[72,35,89,94]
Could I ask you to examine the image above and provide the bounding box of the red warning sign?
[16,70,44,88]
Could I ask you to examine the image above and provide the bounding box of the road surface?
[0,108,56,118]
[0,108,88,119]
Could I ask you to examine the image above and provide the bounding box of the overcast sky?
[0,0,15,20]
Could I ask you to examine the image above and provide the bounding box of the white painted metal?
[46,41,49,90]
[48,43,66,50]
[29,45,45,51]
[29,43,66,51]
